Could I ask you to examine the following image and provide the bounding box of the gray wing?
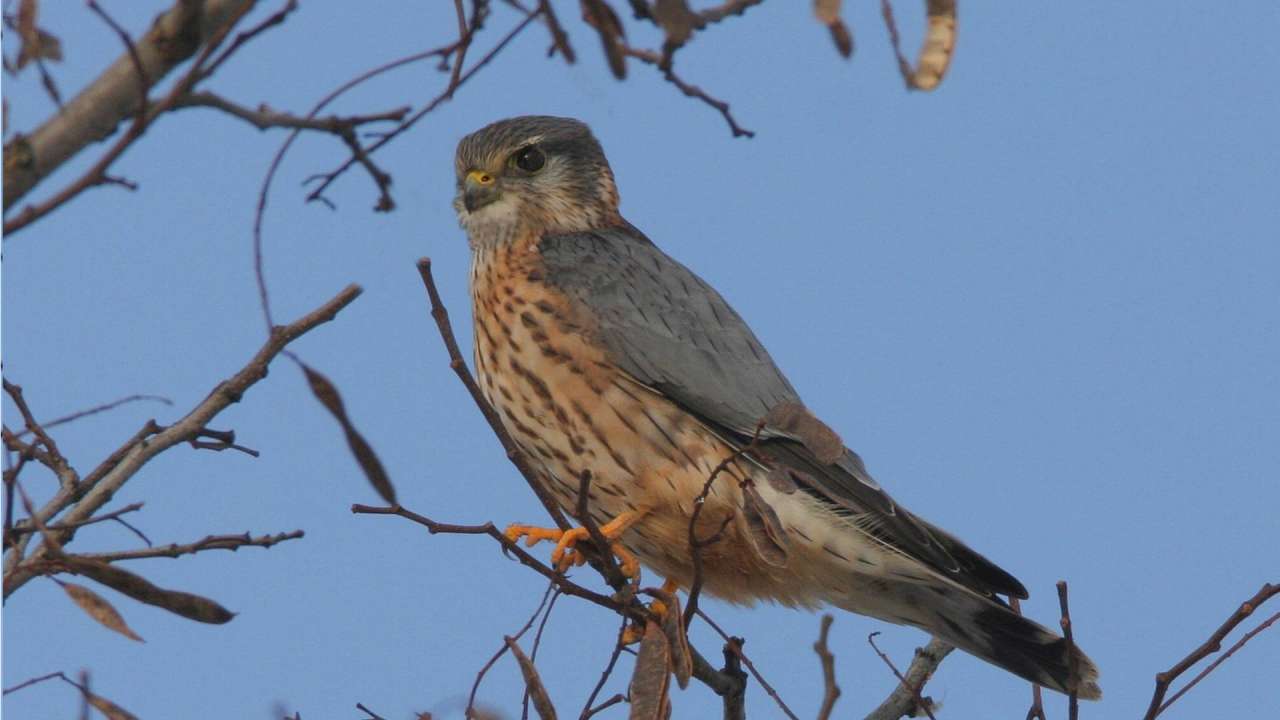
[539,225,1027,599]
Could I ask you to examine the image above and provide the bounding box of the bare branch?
[301,9,542,209]
[172,91,408,134]
[3,0,261,228]
[11,394,172,437]
[621,45,754,138]
[466,580,556,718]
[416,258,569,529]
[697,609,799,720]
[1143,582,1280,719]
[698,0,766,25]
[864,637,952,720]
[3,284,362,597]
[350,504,626,615]
[73,530,303,563]
[1009,596,1047,720]
[1057,580,1080,719]
[814,614,841,720]
[580,618,629,719]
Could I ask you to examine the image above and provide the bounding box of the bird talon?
[504,512,642,577]
[622,578,681,645]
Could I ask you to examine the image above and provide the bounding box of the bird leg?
[504,510,642,578]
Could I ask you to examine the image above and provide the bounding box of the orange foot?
[622,578,682,644]
[505,511,642,578]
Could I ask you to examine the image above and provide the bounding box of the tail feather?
[833,578,1101,699]
[965,603,1102,699]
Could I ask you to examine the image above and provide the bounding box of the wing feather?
[539,225,1026,599]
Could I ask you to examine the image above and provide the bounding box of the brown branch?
[1159,610,1280,713]
[537,0,576,62]
[301,8,542,209]
[865,634,950,720]
[466,580,556,718]
[417,258,569,529]
[252,47,460,331]
[683,422,764,628]
[522,589,562,719]
[3,670,70,696]
[686,639,748,720]
[351,504,626,615]
[3,284,362,597]
[199,0,299,81]
[698,0,766,24]
[579,618,629,719]
[7,502,144,540]
[580,692,624,719]
[172,91,409,134]
[2,379,77,487]
[1010,596,1047,720]
[621,45,754,138]
[3,0,266,235]
[697,608,799,720]
[1143,582,1280,719]
[73,530,303,562]
[814,614,841,720]
[11,394,172,437]
[1057,580,1079,719]
[577,470,630,591]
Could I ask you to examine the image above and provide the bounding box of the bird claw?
[504,512,642,578]
[622,578,681,644]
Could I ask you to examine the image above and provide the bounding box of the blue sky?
[3,2,1278,718]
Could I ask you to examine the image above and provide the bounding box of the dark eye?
[513,146,545,173]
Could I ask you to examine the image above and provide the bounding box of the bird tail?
[945,598,1102,700]
[835,579,1102,699]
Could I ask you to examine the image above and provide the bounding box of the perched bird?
[453,115,1100,699]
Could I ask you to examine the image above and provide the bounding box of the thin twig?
[3,285,361,597]
[683,421,765,628]
[12,395,172,438]
[1057,581,1079,719]
[1010,596,1047,720]
[173,91,409,134]
[814,614,841,720]
[1159,610,1280,713]
[4,0,262,235]
[73,530,303,562]
[697,608,799,720]
[1143,582,1280,719]
[417,258,569,529]
[621,45,754,138]
[580,617,629,719]
[866,632,940,720]
[466,580,555,718]
[301,8,542,208]
[519,589,560,717]
[351,504,629,616]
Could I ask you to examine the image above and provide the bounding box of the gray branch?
[864,638,954,720]
[3,0,256,209]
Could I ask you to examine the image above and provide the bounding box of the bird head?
[454,116,621,240]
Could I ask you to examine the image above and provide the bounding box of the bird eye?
[513,146,545,173]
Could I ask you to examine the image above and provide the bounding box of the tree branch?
[73,530,304,562]
[1143,582,1280,719]
[3,0,258,214]
[2,284,362,597]
[864,637,952,720]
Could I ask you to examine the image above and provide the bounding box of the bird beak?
[463,169,499,212]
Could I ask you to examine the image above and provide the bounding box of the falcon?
[453,115,1100,699]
